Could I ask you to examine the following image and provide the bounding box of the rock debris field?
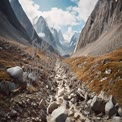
[0,41,121,122]
[0,61,122,122]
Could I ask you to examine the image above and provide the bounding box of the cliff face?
[74,0,122,56]
[10,0,39,40]
[0,0,30,44]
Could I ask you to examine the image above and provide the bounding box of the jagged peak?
[36,16,47,26]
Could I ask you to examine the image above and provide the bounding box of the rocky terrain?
[74,0,122,56]
[0,0,122,122]
[0,38,122,122]
[65,48,122,105]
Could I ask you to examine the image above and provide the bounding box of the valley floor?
[0,38,122,122]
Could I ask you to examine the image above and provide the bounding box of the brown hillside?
[65,48,122,105]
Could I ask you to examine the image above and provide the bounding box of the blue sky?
[33,0,77,11]
[19,0,98,41]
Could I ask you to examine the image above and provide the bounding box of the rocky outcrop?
[74,0,122,56]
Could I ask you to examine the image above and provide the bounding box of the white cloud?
[18,0,41,23]
[40,8,78,29]
[63,27,75,42]
[19,0,79,28]
[70,0,98,22]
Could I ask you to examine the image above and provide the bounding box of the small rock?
[105,68,111,75]
[87,99,92,105]
[9,109,18,118]
[105,95,116,116]
[118,107,122,117]
[28,72,37,81]
[74,113,80,120]
[47,102,60,114]
[83,110,90,116]
[23,112,28,118]
[66,117,72,122]
[91,96,106,115]
[75,92,85,102]
[55,113,67,122]
[68,111,74,116]
[112,116,122,122]
[58,87,65,96]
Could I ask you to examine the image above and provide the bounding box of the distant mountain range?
[34,16,80,56]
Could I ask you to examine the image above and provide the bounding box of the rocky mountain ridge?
[10,0,40,41]
[0,0,30,44]
[74,0,122,56]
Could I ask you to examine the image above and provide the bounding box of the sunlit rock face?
[74,0,122,56]
[34,16,55,46]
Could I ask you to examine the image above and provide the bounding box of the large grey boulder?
[0,81,17,95]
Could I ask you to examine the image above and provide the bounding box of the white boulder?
[118,107,122,117]
[50,105,66,122]
[105,95,114,114]
[7,66,23,79]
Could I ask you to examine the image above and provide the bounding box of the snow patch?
[38,32,45,38]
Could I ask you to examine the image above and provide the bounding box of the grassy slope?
[65,48,122,105]
[0,37,49,89]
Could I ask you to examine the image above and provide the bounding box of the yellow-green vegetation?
[65,48,122,105]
